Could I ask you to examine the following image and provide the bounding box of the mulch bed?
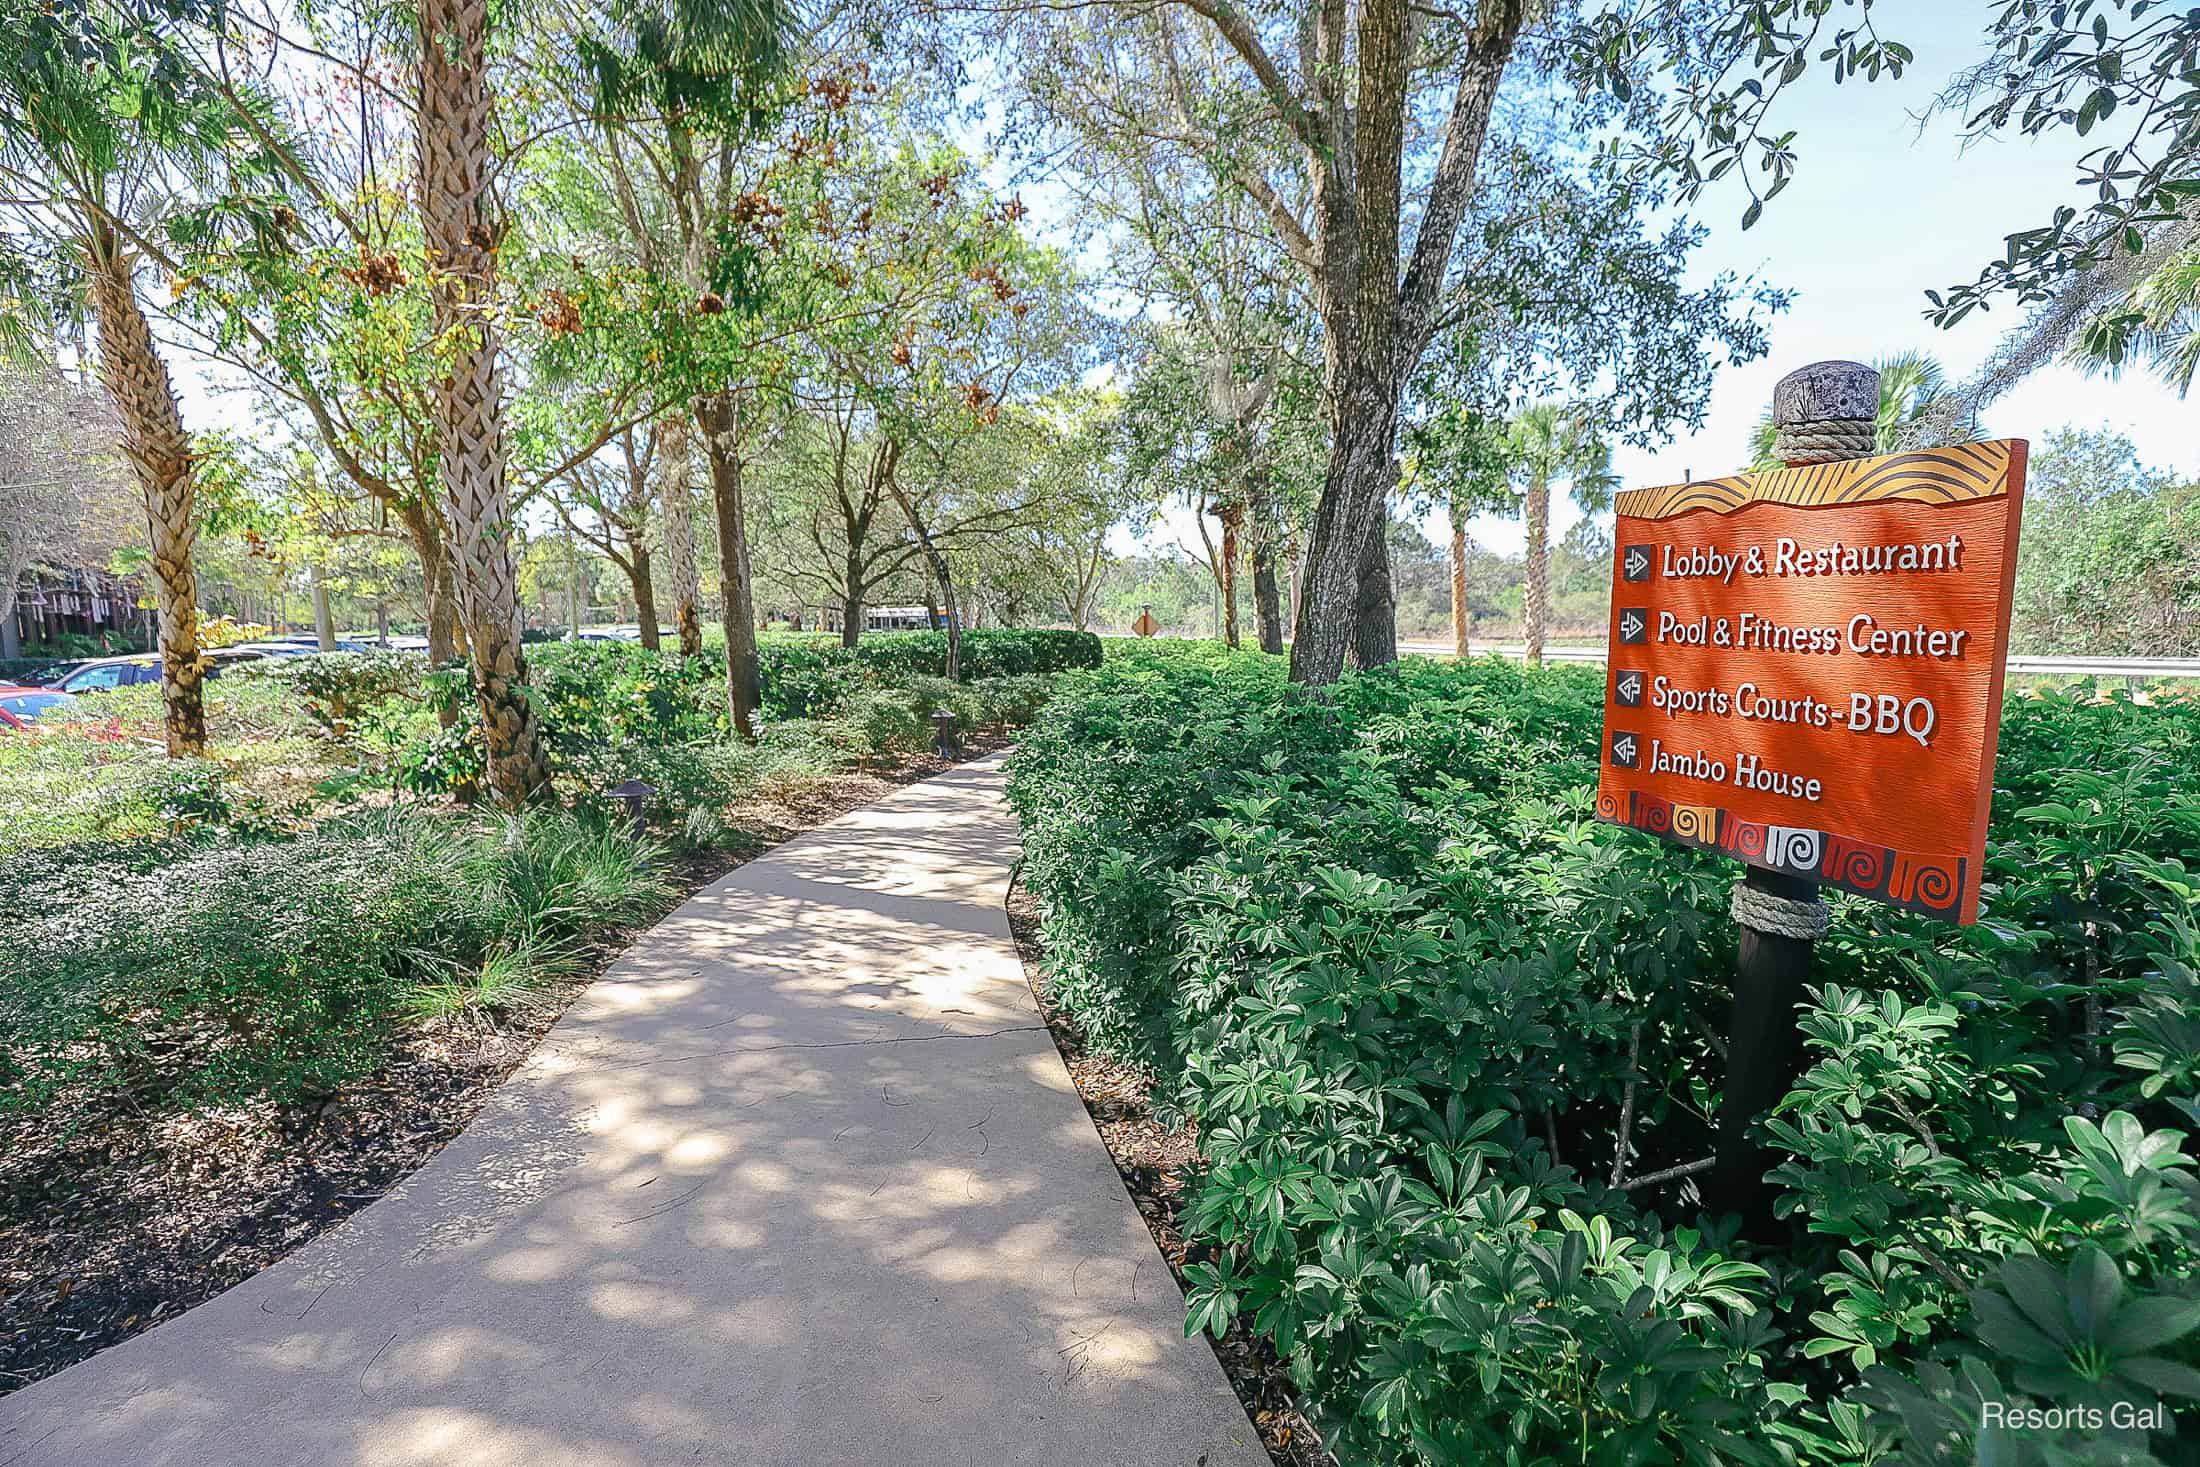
[1004,879,1332,1467]
[0,743,996,1398]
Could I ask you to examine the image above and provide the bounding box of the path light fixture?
[609,778,654,837]
[932,709,958,758]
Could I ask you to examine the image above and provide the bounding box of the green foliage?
[0,806,668,1112]
[1008,645,2200,1461]
[0,630,1076,1125]
[771,628,1104,683]
[237,651,425,737]
[2011,429,2200,658]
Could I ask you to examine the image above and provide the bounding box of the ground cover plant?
[0,629,1089,1391]
[1007,642,2200,1464]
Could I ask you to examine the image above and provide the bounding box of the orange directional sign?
[1595,442,2028,924]
[1133,611,1160,638]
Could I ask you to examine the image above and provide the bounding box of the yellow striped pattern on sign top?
[1615,441,2020,521]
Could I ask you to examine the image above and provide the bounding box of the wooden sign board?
[1133,611,1160,638]
[1595,442,2027,924]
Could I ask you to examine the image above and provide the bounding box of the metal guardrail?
[1400,642,2200,679]
[1111,633,2200,679]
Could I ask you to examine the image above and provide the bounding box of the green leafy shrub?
[755,627,1102,704]
[1007,648,2200,1461]
[238,650,425,737]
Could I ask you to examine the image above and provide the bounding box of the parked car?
[269,633,382,653]
[577,624,676,644]
[203,646,272,674]
[52,653,161,694]
[53,646,274,694]
[225,641,316,658]
[0,685,78,729]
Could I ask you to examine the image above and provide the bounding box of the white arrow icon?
[1613,734,1637,763]
[1625,548,1649,577]
[1618,673,1642,700]
[1620,611,1645,639]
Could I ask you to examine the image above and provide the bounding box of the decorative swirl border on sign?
[1615,441,2017,521]
[1719,815,1767,860]
[1889,851,1963,912]
[1765,826,1824,875]
[1821,835,1889,896]
[1598,802,1963,915]
[1672,805,1718,844]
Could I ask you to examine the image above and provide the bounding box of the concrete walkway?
[1,756,1264,1467]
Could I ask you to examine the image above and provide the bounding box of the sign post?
[1594,359,2027,1228]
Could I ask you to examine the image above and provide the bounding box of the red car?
[0,684,79,730]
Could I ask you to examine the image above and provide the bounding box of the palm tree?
[1747,351,1967,468]
[415,0,791,794]
[1507,405,1617,667]
[2073,246,2200,396]
[416,0,548,805]
[0,9,237,757]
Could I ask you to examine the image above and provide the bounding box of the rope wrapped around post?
[1771,417,1877,464]
[1731,880,1830,941]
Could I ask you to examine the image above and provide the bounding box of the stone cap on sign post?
[1772,360,1878,424]
[1771,359,1880,466]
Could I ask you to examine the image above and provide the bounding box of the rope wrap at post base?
[1772,417,1877,464]
[1730,880,1831,941]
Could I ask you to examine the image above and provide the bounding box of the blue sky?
[1489,8,2199,555]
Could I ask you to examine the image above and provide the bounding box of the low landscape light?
[609,778,654,836]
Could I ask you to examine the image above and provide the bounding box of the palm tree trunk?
[1523,473,1550,667]
[417,0,546,806]
[696,390,758,737]
[84,224,205,758]
[656,415,704,654]
[1449,509,1470,658]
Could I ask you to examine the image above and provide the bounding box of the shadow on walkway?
[0,756,1264,1467]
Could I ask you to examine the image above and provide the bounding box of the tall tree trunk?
[627,537,660,650]
[1350,510,1396,670]
[657,415,703,655]
[1251,534,1284,655]
[696,390,757,737]
[1449,509,1470,658]
[417,0,546,806]
[885,475,960,682]
[84,227,205,758]
[1291,380,1398,682]
[1286,7,1521,686]
[1219,505,1243,649]
[1523,473,1550,667]
[841,545,865,649]
[311,564,336,651]
[397,499,463,667]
